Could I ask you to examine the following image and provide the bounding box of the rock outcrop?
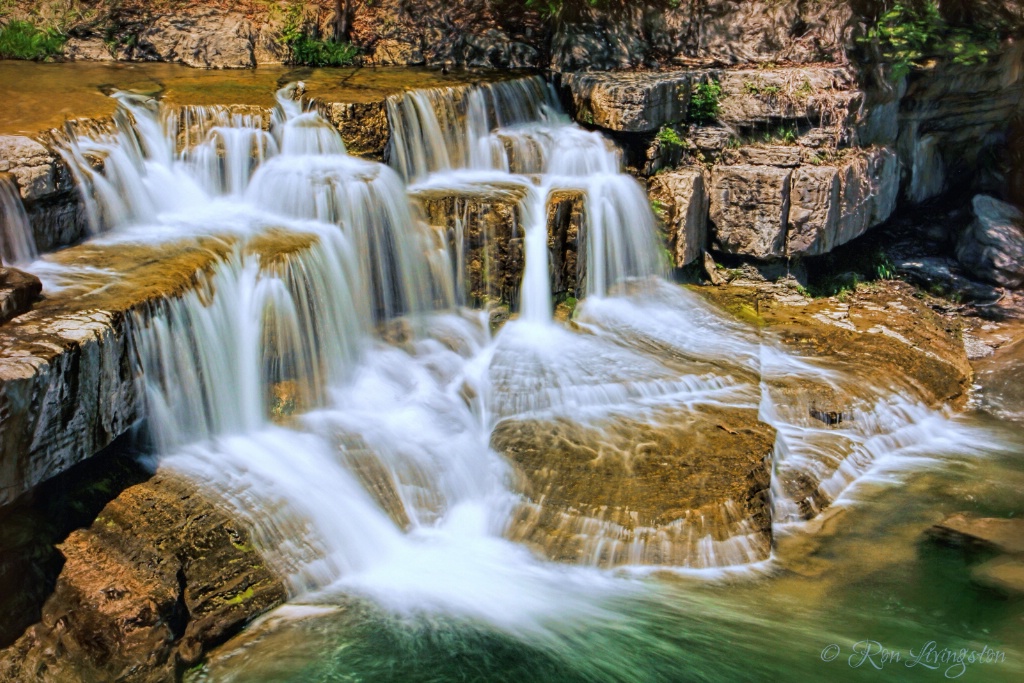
[0,473,287,682]
[956,195,1024,288]
[0,135,89,254]
[0,240,230,507]
[0,268,41,325]
[710,164,792,259]
[413,183,527,308]
[648,167,709,267]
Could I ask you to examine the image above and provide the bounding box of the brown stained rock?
[413,184,527,308]
[710,164,792,259]
[0,473,287,683]
[648,168,709,267]
[0,268,41,325]
[312,100,389,160]
[929,513,1024,556]
[546,189,585,299]
[496,407,775,568]
[693,280,973,409]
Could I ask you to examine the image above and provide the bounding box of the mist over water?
[28,74,1022,681]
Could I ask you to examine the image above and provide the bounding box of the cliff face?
[0,1,884,70]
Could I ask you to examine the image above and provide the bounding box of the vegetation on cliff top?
[862,1,1006,79]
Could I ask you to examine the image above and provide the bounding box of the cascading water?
[0,173,37,266]
[34,74,1009,646]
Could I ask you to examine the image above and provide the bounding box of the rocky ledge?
[0,472,287,683]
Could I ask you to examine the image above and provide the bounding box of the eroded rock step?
[497,407,775,568]
[0,231,317,508]
[0,471,287,682]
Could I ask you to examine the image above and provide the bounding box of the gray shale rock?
[956,195,1024,288]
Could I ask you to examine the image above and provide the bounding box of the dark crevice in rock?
[0,432,150,649]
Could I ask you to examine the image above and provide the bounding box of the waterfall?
[388,76,662,320]
[27,73,1003,626]
[0,174,36,266]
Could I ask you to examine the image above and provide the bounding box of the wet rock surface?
[0,472,287,683]
[414,183,527,308]
[929,513,1024,556]
[694,280,974,408]
[0,239,230,507]
[0,268,41,325]
[496,407,775,568]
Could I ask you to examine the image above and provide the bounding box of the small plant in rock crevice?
[688,79,722,125]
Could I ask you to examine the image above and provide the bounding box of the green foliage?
[656,125,686,149]
[272,1,358,67]
[291,35,359,66]
[861,2,1003,80]
[0,20,65,60]
[650,199,667,221]
[743,80,780,96]
[805,246,898,298]
[688,79,722,124]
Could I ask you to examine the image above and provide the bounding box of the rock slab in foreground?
[497,407,775,568]
[0,473,287,683]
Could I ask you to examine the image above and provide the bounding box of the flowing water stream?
[16,74,1023,681]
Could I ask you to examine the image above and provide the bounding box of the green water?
[197,413,1023,683]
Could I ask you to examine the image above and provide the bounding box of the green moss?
[226,587,255,606]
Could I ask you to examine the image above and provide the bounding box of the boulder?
[788,148,899,257]
[956,195,1024,288]
[558,71,692,133]
[136,10,256,69]
[0,137,60,202]
[710,164,792,259]
[0,473,287,683]
[648,168,710,266]
[0,268,41,325]
[787,165,841,256]
[929,513,1024,555]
